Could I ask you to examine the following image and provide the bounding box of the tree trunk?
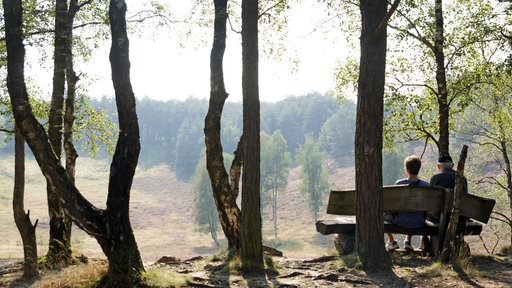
[500,140,512,246]
[64,0,80,184]
[102,0,145,284]
[4,0,145,285]
[355,0,392,272]
[272,187,278,242]
[434,0,449,155]
[46,0,74,265]
[441,145,468,263]
[205,0,242,253]
[13,126,39,281]
[241,0,263,270]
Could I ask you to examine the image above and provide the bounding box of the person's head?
[437,153,454,170]
[404,155,422,176]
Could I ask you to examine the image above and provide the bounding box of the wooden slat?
[459,194,496,223]
[315,217,356,235]
[326,185,451,215]
[382,185,448,212]
[326,190,356,215]
[316,217,483,236]
[326,185,495,221]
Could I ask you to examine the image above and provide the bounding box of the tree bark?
[46,0,75,265]
[102,0,144,284]
[13,126,39,281]
[64,0,80,183]
[441,145,468,263]
[500,139,512,245]
[355,0,392,271]
[4,0,144,285]
[205,0,242,253]
[434,0,449,155]
[241,0,263,269]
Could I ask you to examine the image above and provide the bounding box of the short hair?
[404,155,422,176]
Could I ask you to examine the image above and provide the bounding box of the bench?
[316,185,496,256]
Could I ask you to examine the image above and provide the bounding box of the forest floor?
[1,158,511,287]
[1,249,511,287]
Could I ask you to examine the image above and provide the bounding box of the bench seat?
[316,216,483,236]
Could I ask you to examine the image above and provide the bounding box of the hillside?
[0,155,503,263]
[2,157,512,287]
[0,156,344,262]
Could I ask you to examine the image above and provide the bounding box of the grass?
[144,269,191,287]
[0,155,336,263]
[34,259,108,288]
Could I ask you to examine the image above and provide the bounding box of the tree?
[355,0,398,272]
[204,0,242,253]
[318,102,356,167]
[260,130,291,242]
[192,151,233,247]
[174,115,205,181]
[296,135,329,223]
[3,0,145,285]
[240,0,263,270]
[382,144,408,185]
[458,69,512,246]
[384,0,508,156]
[12,126,38,280]
[45,0,81,266]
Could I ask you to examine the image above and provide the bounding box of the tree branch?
[373,0,401,37]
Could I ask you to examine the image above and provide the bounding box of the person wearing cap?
[428,153,468,223]
[419,153,468,253]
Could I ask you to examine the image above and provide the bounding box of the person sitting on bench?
[384,155,430,251]
[427,153,468,223]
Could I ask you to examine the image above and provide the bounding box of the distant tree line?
[0,92,357,181]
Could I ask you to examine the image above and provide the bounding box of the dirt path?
[2,252,511,287]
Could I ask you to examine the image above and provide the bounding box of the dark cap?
[438,154,453,163]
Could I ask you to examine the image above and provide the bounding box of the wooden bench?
[316,185,496,256]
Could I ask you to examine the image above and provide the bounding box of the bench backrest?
[326,185,495,223]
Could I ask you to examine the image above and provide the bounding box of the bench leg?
[430,235,441,257]
[334,233,355,255]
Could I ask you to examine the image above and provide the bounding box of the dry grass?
[0,156,338,264]
[35,259,108,288]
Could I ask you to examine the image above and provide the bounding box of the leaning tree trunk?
[204,0,242,253]
[355,0,392,272]
[13,126,39,280]
[99,1,145,285]
[4,0,144,285]
[241,0,263,270]
[434,0,449,155]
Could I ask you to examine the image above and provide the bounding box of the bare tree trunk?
[205,0,242,253]
[13,126,39,281]
[356,0,392,272]
[499,139,512,246]
[46,0,74,265]
[241,0,263,269]
[64,0,80,183]
[102,1,144,284]
[434,0,449,155]
[272,187,278,242]
[441,145,468,263]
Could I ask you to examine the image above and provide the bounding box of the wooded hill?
[1,93,357,181]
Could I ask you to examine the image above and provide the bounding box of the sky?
[33,1,350,103]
